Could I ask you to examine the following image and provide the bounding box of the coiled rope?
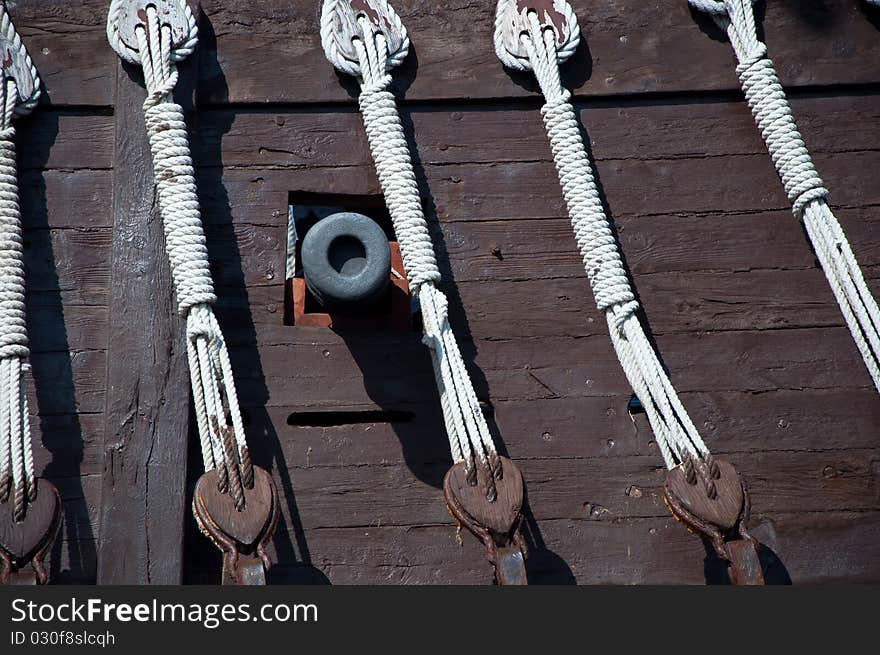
[689,0,880,394]
[500,7,709,468]
[113,2,253,509]
[322,8,502,490]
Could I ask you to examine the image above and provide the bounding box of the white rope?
[504,11,709,468]
[689,0,880,393]
[324,13,501,481]
[0,0,44,526]
[122,5,253,508]
[106,0,198,65]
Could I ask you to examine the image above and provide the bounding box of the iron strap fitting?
[0,479,62,585]
[664,454,764,585]
[192,465,280,585]
[443,455,528,585]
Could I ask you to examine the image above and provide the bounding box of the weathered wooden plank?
[14,0,116,107]
[32,412,104,478]
[97,61,191,584]
[447,268,880,339]
[422,153,880,222]
[27,305,109,354]
[28,350,105,415]
[209,206,880,288]
[46,475,101,584]
[477,326,878,397]
[238,449,878,531]
[245,386,879,467]
[224,265,879,341]
[19,112,114,171]
[20,170,113,231]
[198,0,880,103]
[196,93,880,169]
[200,150,880,224]
[218,511,878,584]
[24,228,112,301]
[230,325,875,406]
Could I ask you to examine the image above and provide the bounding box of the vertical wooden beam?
[97,61,191,583]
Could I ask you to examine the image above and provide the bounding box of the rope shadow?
[386,66,574,586]
[779,0,838,31]
[499,25,791,584]
[701,538,792,585]
[183,13,328,585]
[19,107,96,583]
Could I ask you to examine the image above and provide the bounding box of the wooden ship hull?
[6,0,879,584]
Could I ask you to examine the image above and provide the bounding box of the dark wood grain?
[197,0,880,104]
[95,61,191,584]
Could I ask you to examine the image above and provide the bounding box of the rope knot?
[360,72,393,96]
[608,300,639,337]
[0,344,28,360]
[540,89,573,117]
[143,76,178,110]
[737,54,828,218]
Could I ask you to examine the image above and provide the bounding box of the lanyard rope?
[107,1,253,509]
[0,5,41,523]
[496,3,708,469]
[688,0,880,393]
[321,2,501,490]
[0,80,34,522]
